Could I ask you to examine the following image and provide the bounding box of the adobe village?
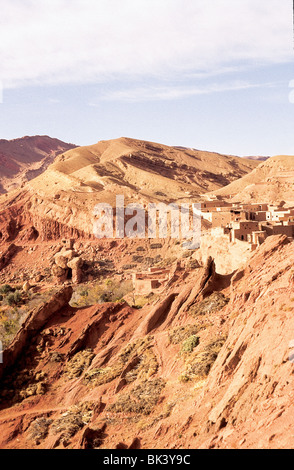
[132,199,294,295]
[200,199,294,247]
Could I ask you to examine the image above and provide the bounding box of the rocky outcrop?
[0,243,20,270]
[0,205,93,245]
[188,235,294,448]
[0,286,73,380]
[51,248,84,284]
[133,256,230,337]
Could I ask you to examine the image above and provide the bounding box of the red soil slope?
[0,235,293,449]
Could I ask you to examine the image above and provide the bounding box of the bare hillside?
[0,135,77,193]
[210,155,294,205]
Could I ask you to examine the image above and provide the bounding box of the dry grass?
[179,337,227,382]
[70,278,133,307]
[124,348,158,383]
[84,365,119,386]
[180,335,199,354]
[51,411,84,441]
[84,336,157,387]
[65,349,95,379]
[108,378,166,415]
[0,367,48,404]
[49,351,65,362]
[27,417,53,444]
[189,292,229,318]
[51,402,94,443]
[168,325,199,345]
[0,287,59,348]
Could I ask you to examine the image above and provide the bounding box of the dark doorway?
[67,268,73,279]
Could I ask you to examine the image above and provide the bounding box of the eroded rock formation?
[51,245,84,284]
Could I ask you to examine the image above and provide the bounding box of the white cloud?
[88,80,282,103]
[0,0,292,88]
[48,98,61,104]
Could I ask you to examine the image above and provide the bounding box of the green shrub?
[169,325,199,345]
[80,288,89,297]
[6,290,22,306]
[180,337,227,382]
[181,335,199,354]
[70,279,133,307]
[3,319,19,335]
[0,284,13,294]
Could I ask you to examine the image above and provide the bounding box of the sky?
[0,0,294,156]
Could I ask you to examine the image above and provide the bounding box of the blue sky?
[0,0,293,156]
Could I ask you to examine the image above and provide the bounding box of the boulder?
[52,264,68,283]
[0,244,19,271]
[68,256,83,284]
[67,256,83,270]
[34,274,43,283]
[60,249,76,261]
[54,254,68,269]
[22,281,31,293]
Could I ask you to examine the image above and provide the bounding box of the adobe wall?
[261,224,293,238]
[135,279,153,294]
[201,201,230,208]
[133,267,170,294]
[211,212,232,228]
[241,203,269,212]
[251,211,268,221]
[231,221,259,242]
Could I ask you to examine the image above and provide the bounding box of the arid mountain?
[0,137,258,243]
[174,147,269,163]
[33,136,258,201]
[210,155,294,205]
[244,156,269,162]
[0,235,293,449]
[0,135,77,193]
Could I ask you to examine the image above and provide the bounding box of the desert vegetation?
[0,284,58,348]
[188,292,229,317]
[84,336,157,387]
[70,278,133,307]
[108,378,166,415]
[179,336,227,382]
[168,325,200,345]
